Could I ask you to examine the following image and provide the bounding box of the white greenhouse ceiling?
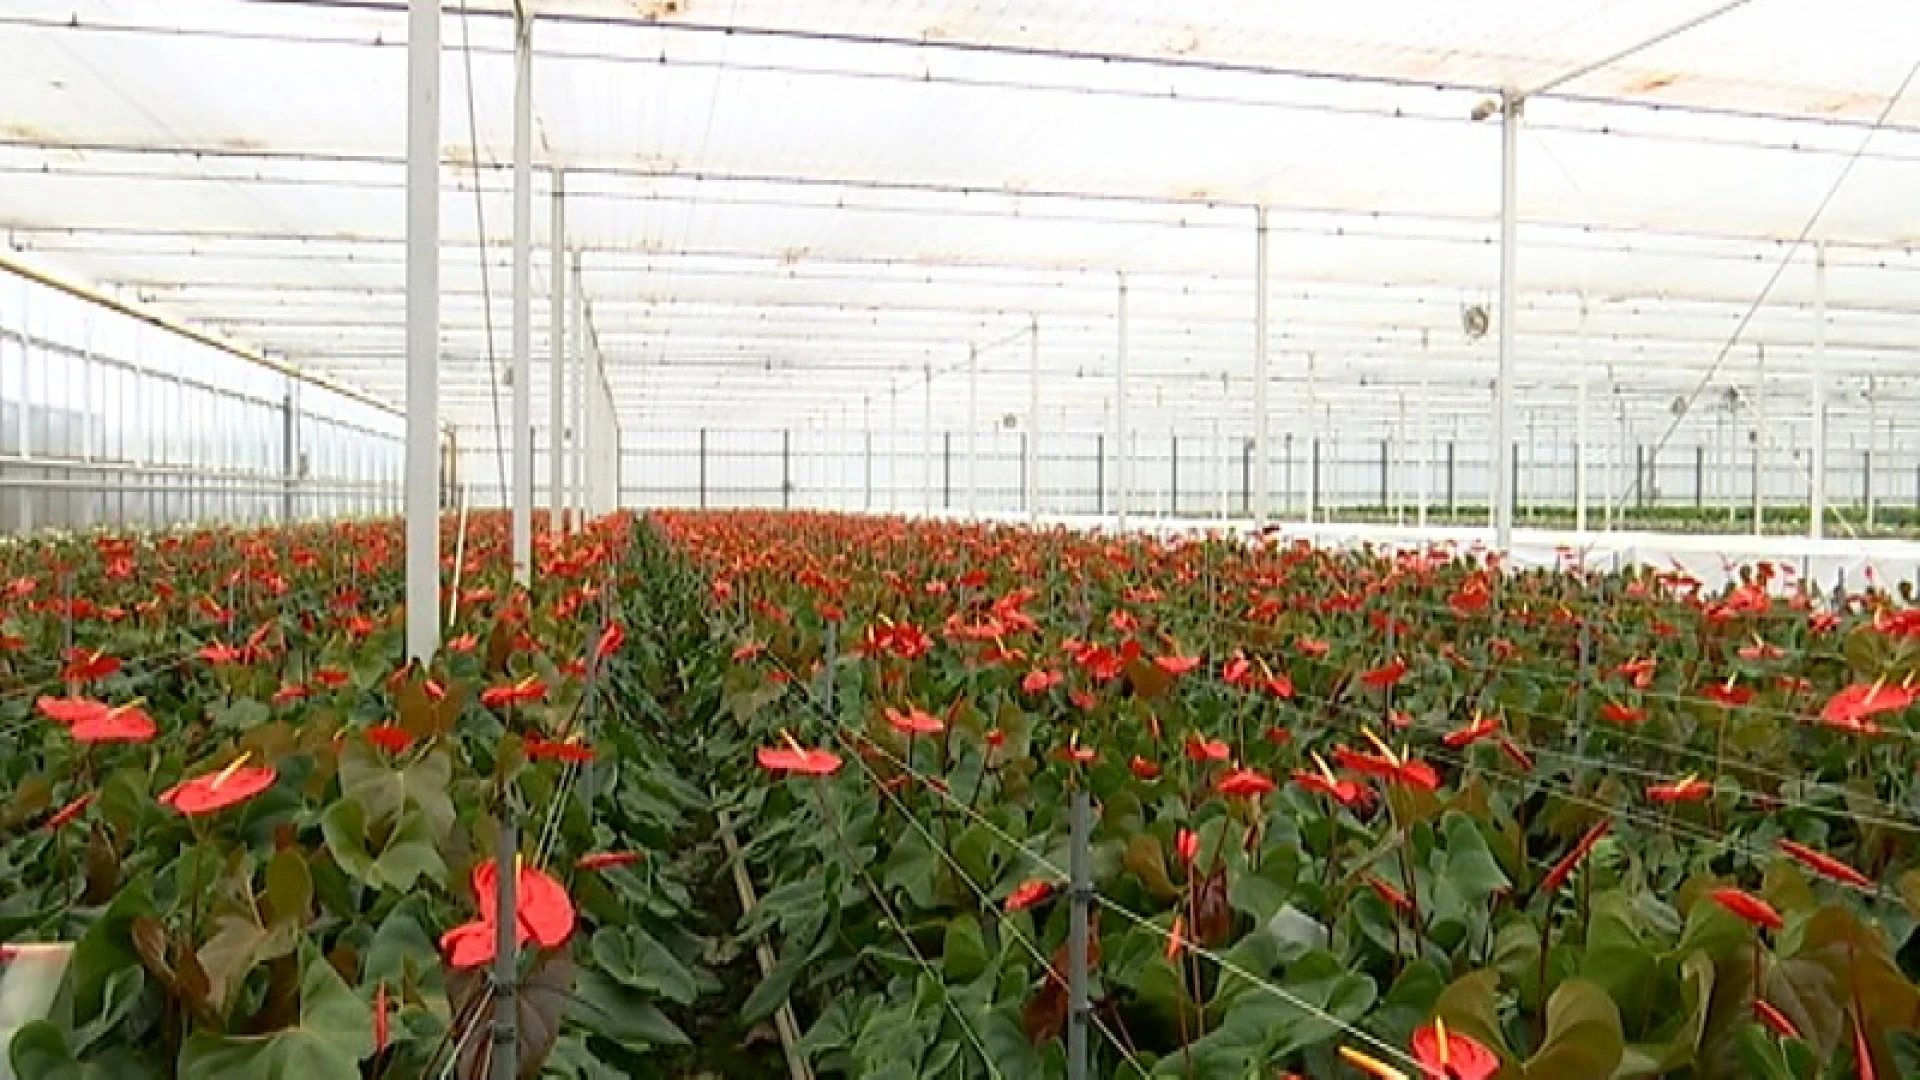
[0,0,1917,439]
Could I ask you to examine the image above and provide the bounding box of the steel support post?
[1492,90,1522,548]
[509,10,533,584]
[1115,272,1130,530]
[966,344,978,517]
[549,170,566,532]
[404,0,441,663]
[1252,205,1271,527]
[1811,242,1828,539]
[1574,299,1589,534]
[1027,317,1040,524]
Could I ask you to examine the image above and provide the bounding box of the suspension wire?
[1603,57,1920,522]
[456,0,513,506]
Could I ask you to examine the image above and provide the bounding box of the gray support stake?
[1067,788,1092,1080]
[1241,438,1252,516]
[781,429,792,510]
[1095,434,1105,517]
[1170,435,1180,516]
[698,429,708,509]
[1446,441,1457,514]
[1694,444,1705,508]
[490,811,519,1080]
[403,0,441,662]
[1379,438,1390,510]
[942,431,952,510]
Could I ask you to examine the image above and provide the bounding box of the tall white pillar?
[1252,206,1271,528]
[509,11,534,584]
[1492,90,1522,549]
[1866,374,1879,527]
[1810,242,1827,540]
[1305,351,1319,523]
[1026,317,1040,524]
[1575,298,1590,534]
[571,256,587,532]
[1752,344,1766,535]
[404,0,441,662]
[548,170,566,532]
[1417,331,1431,529]
[923,362,935,514]
[1115,272,1130,531]
[966,343,979,517]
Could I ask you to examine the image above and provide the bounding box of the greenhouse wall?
[612,425,1920,524]
[0,266,404,532]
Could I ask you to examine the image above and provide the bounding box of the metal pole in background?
[1066,787,1092,1080]
[570,256,587,533]
[966,343,979,517]
[1492,90,1522,550]
[922,362,934,515]
[1575,297,1589,534]
[1867,374,1879,527]
[1810,241,1827,540]
[548,169,566,533]
[1252,205,1270,528]
[509,9,533,585]
[1305,352,1319,523]
[1027,316,1040,524]
[1752,344,1766,535]
[1417,332,1430,528]
[863,396,873,511]
[1115,272,1130,531]
[404,0,441,663]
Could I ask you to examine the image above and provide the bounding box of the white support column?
[1026,317,1040,524]
[1115,271,1130,531]
[1305,351,1319,523]
[1810,242,1827,540]
[922,362,934,514]
[404,0,441,662]
[887,387,898,512]
[509,10,533,583]
[1214,413,1227,521]
[1866,375,1879,527]
[1575,297,1589,534]
[571,255,587,532]
[1492,90,1522,550]
[1252,205,1271,528]
[966,343,979,517]
[1752,344,1766,535]
[1417,331,1431,529]
[548,170,566,533]
[17,288,33,533]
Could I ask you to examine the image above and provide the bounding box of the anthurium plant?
[6,509,1920,1079]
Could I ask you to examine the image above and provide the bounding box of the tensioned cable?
[1605,56,1920,522]
[456,0,513,507]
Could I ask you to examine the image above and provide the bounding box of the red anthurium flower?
[1005,879,1053,912]
[594,621,625,661]
[312,667,350,690]
[1409,1018,1500,1080]
[160,755,276,816]
[1647,774,1711,803]
[1709,887,1783,932]
[1129,756,1162,780]
[1294,768,1370,808]
[374,980,390,1055]
[985,729,1006,749]
[365,724,413,754]
[1175,829,1199,866]
[480,676,547,708]
[1616,657,1657,689]
[446,633,480,654]
[197,642,244,666]
[1021,669,1064,694]
[270,682,309,707]
[62,648,120,684]
[1222,654,1254,687]
[731,640,765,662]
[524,734,596,765]
[1334,747,1401,781]
[1701,676,1753,708]
[1184,736,1230,763]
[42,793,93,831]
[1296,637,1331,658]
[1738,637,1786,662]
[1360,657,1409,690]
[1264,726,1293,746]
[37,696,108,726]
[474,859,575,949]
[757,744,843,776]
[1154,653,1202,677]
[70,702,156,744]
[1819,679,1913,733]
[885,705,944,736]
[1057,741,1098,765]
[1441,713,1499,749]
[575,851,643,872]
[1364,873,1414,914]
[1601,701,1646,726]
[1068,688,1099,712]
[1753,999,1800,1040]
[1777,840,1873,891]
[1540,820,1610,894]
[1108,609,1138,633]
[1217,768,1276,799]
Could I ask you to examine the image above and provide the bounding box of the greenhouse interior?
[3,2,1920,1078]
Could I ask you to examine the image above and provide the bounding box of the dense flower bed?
[664,510,1920,1079]
[0,514,714,1079]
